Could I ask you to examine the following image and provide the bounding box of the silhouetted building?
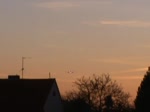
[0,75,63,112]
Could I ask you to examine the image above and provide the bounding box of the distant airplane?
[66,71,74,74]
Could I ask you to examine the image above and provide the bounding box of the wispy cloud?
[35,1,79,10]
[114,67,148,74]
[91,58,135,65]
[113,75,143,80]
[101,20,150,27]
[83,20,150,28]
[75,0,112,4]
[90,56,150,67]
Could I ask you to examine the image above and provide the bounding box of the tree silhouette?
[104,95,113,112]
[134,67,150,112]
[62,95,91,112]
[63,74,131,112]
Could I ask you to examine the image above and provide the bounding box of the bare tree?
[63,74,131,112]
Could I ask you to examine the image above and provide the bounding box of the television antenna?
[49,72,51,78]
[21,57,31,79]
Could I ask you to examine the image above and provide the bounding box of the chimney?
[8,75,20,80]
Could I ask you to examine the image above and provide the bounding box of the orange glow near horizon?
[1,0,150,103]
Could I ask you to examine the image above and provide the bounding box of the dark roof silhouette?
[0,77,59,112]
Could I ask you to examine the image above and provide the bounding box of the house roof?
[0,78,57,112]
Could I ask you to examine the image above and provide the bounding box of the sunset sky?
[1,0,150,100]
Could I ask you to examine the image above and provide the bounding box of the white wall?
[44,81,63,112]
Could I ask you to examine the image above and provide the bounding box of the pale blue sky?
[1,0,150,99]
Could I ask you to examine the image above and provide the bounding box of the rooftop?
[0,76,57,112]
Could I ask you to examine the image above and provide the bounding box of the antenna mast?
[22,57,25,79]
[49,72,51,78]
[21,57,31,79]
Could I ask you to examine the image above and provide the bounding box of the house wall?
[44,81,63,112]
